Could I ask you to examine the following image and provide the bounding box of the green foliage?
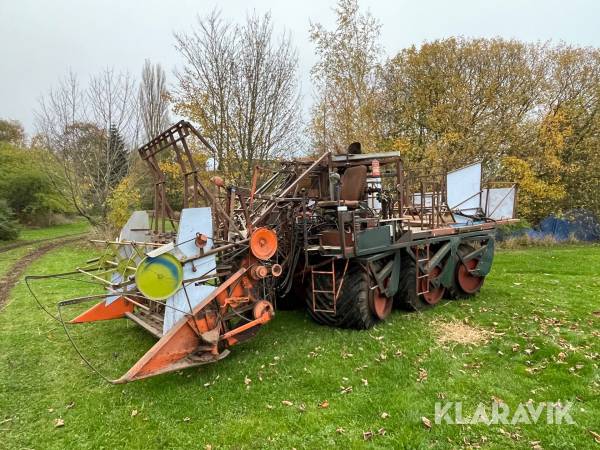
[0,118,25,146]
[106,175,141,230]
[309,0,382,153]
[0,199,20,241]
[0,142,72,223]
[107,124,128,186]
[378,39,600,223]
[310,14,600,223]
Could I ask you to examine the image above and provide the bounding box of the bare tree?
[173,10,302,181]
[139,60,170,140]
[309,0,382,153]
[88,68,138,143]
[35,69,138,222]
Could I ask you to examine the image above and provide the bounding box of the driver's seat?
[317,165,368,208]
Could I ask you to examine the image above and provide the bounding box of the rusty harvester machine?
[27,121,518,383]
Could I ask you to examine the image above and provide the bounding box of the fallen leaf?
[363,430,374,440]
[417,368,428,382]
[54,418,64,428]
[362,378,368,386]
[378,427,386,436]
[492,396,505,404]
[65,401,75,409]
[336,427,345,434]
[381,412,390,419]
[48,408,54,413]
[131,409,138,417]
[340,386,353,394]
[298,403,306,412]
[281,400,293,406]
[266,404,274,410]
[530,441,543,450]
[319,400,329,409]
[589,430,600,443]
[183,417,191,422]
[244,376,251,385]
[422,416,432,429]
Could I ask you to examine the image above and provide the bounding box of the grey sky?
[1,0,599,135]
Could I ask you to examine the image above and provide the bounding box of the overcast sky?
[1,0,600,135]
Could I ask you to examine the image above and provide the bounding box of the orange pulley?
[249,227,278,260]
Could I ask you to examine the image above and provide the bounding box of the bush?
[0,143,73,224]
[498,233,580,249]
[0,200,20,241]
[106,175,141,231]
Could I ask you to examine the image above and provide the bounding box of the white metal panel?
[482,187,516,219]
[447,162,482,214]
[119,210,150,243]
[107,211,150,305]
[163,208,217,334]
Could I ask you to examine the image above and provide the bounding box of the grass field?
[0,243,599,449]
[0,219,90,282]
[14,220,90,242]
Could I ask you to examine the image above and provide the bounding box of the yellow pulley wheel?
[135,253,183,301]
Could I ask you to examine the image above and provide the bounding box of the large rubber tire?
[396,251,432,311]
[276,276,305,310]
[305,261,389,329]
[448,243,486,299]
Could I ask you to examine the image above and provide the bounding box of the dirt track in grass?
[0,236,85,310]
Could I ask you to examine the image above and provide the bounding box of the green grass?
[17,219,90,241]
[0,244,599,449]
[0,219,89,250]
[0,219,90,279]
[0,246,35,278]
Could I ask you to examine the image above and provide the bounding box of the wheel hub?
[371,287,393,320]
[419,266,445,305]
[457,257,484,294]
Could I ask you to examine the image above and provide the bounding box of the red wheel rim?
[457,258,484,293]
[372,288,393,320]
[419,266,445,305]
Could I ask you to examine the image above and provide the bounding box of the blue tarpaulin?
[500,209,600,242]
